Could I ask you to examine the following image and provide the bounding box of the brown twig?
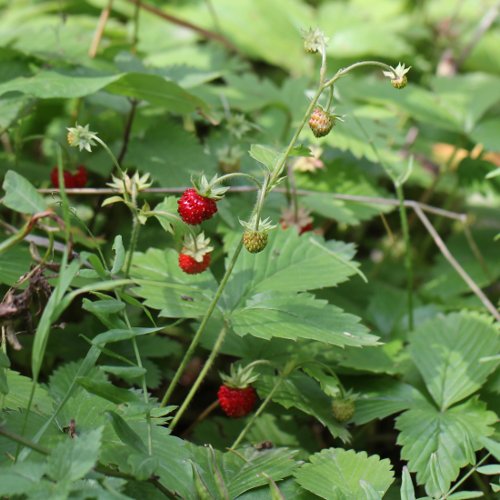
[413,205,499,321]
[123,0,239,53]
[89,0,114,58]
[35,186,468,222]
[181,399,219,438]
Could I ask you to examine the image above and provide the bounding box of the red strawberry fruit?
[218,385,257,418]
[73,165,88,188]
[177,175,229,225]
[178,233,213,275]
[50,165,88,189]
[178,252,211,275]
[178,188,217,225]
[217,363,260,418]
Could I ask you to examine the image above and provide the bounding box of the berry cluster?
[50,165,88,188]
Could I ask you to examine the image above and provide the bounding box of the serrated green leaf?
[82,298,126,316]
[223,230,360,309]
[2,170,48,214]
[353,379,426,425]
[1,369,52,414]
[47,427,103,482]
[396,397,497,497]
[231,292,377,347]
[249,144,280,171]
[188,444,299,499]
[132,248,218,318]
[0,462,47,496]
[294,448,394,499]
[360,480,382,500]
[409,312,500,410]
[0,71,206,112]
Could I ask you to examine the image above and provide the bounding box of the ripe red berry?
[178,188,218,225]
[51,167,76,188]
[217,385,257,418]
[178,251,211,274]
[73,165,88,188]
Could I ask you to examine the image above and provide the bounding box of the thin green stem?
[395,182,414,331]
[132,0,140,51]
[443,453,491,498]
[159,240,244,407]
[1,425,49,456]
[326,84,334,110]
[124,213,140,278]
[214,172,261,188]
[230,376,285,450]
[323,61,395,88]
[169,322,228,431]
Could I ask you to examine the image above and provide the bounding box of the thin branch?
[88,0,114,58]
[413,205,500,321]
[117,99,138,166]
[123,0,239,53]
[36,186,468,222]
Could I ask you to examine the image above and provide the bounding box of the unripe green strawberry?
[332,398,355,422]
[391,75,407,89]
[309,107,334,138]
[243,230,268,253]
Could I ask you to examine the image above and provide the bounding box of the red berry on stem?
[178,252,211,275]
[217,385,257,418]
[51,167,76,188]
[178,188,218,225]
[73,165,88,188]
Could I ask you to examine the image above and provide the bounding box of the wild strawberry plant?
[0,1,499,499]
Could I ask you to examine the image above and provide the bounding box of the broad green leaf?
[47,427,103,482]
[360,480,382,500]
[100,365,146,381]
[0,462,47,496]
[400,466,416,500]
[187,444,299,499]
[256,373,350,442]
[231,292,378,347]
[294,448,394,499]
[126,119,216,187]
[249,144,281,171]
[396,397,497,497]
[223,229,362,310]
[106,411,148,455]
[1,369,52,414]
[353,379,426,425]
[153,196,186,236]
[132,248,218,319]
[0,71,206,113]
[127,454,160,481]
[2,170,48,214]
[409,312,500,409]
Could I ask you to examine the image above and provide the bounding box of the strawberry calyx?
[192,174,229,200]
[219,362,261,390]
[181,232,213,263]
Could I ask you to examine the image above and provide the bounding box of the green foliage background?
[0,0,499,499]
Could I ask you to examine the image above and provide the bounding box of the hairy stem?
[124,213,140,278]
[395,182,414,331]
[230,376,285,450]
[160,241,243,407]
[169,323,228,431]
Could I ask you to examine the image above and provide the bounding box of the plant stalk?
[169,322,228,430]
[395,182,414,331]
[230,376,285,450]
[160,241,243,407]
